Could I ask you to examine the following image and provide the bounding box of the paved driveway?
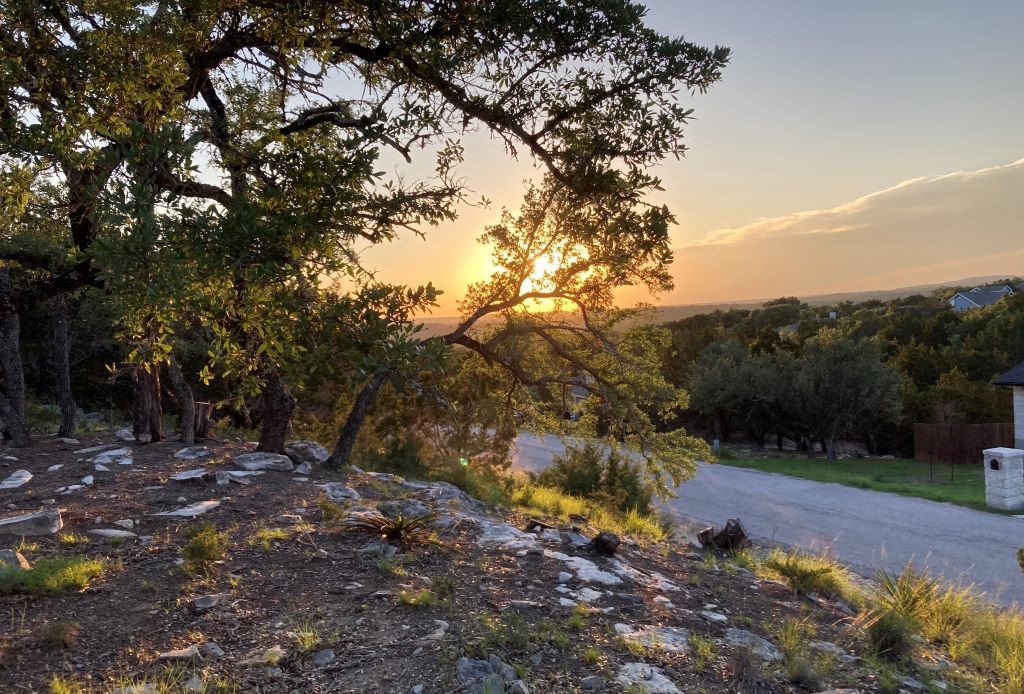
[511,433,1024,606]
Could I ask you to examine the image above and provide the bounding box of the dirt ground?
[0,433,917,692]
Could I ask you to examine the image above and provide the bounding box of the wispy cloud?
[683,158,1024,248]
[667,158,1024,304]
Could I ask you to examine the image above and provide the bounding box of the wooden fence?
[913,423,1014,465]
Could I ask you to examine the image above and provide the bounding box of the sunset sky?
[361,1,1024,315]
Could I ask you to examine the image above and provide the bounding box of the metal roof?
[993,361,1024,386]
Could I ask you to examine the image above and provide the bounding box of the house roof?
[993,361,1024,386]
[951,282,1024,309]
[950,290,1007,307]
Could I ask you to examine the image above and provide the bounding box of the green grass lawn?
[718,453,997,512]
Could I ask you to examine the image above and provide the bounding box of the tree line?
[660,290,1024,458]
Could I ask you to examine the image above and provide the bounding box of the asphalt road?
[510,432,1024,606]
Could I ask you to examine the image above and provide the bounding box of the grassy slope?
[718,455,994,512]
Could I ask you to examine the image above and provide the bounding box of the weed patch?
[0,556,105,595]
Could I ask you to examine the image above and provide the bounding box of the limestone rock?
[89,528,138,539]
[75,444,117,455]
[169,468,208,481]
[233,452,293,472]
[194,593,224,611]
[700,610,728,623]
[724,628,782,662]
[312,649,336,667]
[0,469,31,489]
[0,509,62,535]
[284,440,329,466]
[175,446,212,461]
[0,549,31,570]
[615,663,681,693]
[47,464,63,473]
[319,482,360,502]
[153,500,220,518]
[614,624,690,654]
[114,519,135,530]
[115,427,135,442]
[294,462,312,475]
[158,645,202,662]
[93,448,133,466]
[581,675,605,692]
[198,641,224,659]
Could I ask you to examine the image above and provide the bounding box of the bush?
[536,442,653,515]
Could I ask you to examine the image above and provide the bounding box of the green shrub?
[182,523,229,571]
[536,442,653,515]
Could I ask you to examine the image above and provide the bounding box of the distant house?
[948,283,1024,312]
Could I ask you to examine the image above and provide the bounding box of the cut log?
[697,518,751,551]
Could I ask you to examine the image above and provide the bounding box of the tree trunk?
[326,369,389,470]
[194,402,214,439]
[51,293,77,437]
[803,436,815,459]
[776,434,784,451]
[825,434,837,460]
[0,269,29,446]
[257,370,295,453]
[167,356,195,445]
[132,365,162,443]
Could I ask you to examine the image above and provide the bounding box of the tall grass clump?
[760,549,863,606]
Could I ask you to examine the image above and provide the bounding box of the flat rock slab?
[0,469,32,489]
[615,663,681,693]
[75,444,118,455]
[319,483,361,501]
[233,452,293,471]
[614,624,690,654]
[0,509,63,535]
[194,593,225,611]
[175,446,212,460]
[153,500,221,518]
[724,628,782,662]
[170,468,208,481]
[158,645,202,662]
[89,528,138,539]
[93,448,134,466]
[544,550,622,585]
[47,464,64,472]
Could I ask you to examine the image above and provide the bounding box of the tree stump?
[697,518,750,551]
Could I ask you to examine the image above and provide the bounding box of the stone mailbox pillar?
[982,447,1024,511]
[1014,386,1024,449]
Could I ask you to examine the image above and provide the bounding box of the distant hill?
[416,275,1018,333]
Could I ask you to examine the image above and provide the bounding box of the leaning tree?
[2,2,727,483]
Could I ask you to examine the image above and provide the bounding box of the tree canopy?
[1,2,729,493]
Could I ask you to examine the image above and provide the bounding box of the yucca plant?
[342,509,439,548]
